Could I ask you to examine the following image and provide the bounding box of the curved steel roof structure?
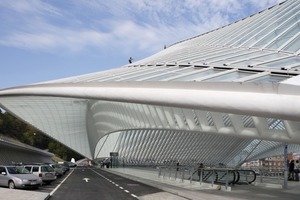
[1,0,300,167]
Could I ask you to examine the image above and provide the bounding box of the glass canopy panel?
[248,75,288,83]
[234,60,260,66]
[254,16,300,48]
[145,72,182,81]
[233,53,287,66]
[97,68,151,82]
[91,68,145,82]
[234,2,297,46]
[282,35,300,52]
[254,53,288,61]
[226,52,267,61]
[205,71,254,82]
[171,69,224,81]
[274,12,300,31]
[210,52,267,65]
[206,50,249,62]
[254,31,284,48]
[267,23,300,50]
[144,67,198,81]
[267,36,291,49]
[267,119,285,130]
[261,57,300,68]
[121,69,170,81]
[185,48,236,62]
[243,23,280,47]
[275,5,300,24]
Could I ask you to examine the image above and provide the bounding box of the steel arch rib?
[1,81,300,121]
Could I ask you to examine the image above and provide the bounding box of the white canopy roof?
[1,0,300,166]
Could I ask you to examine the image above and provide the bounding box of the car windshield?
[7,166,31,174]
[54,164,62,168]
[41,165,55,172]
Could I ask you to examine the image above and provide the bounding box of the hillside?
[0,108,83,161]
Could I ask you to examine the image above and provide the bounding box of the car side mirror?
[1,172,7,175]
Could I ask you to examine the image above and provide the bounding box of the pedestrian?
[128,57,133,64]
[288,160,295,180]
[295,160,300,181]
[176,161,179,171]
[197,163,204,179]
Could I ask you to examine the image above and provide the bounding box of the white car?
[0,165,42,189]
[25,164,56,184]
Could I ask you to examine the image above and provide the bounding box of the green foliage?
[48,141,82,161]
[0,112,28,139]
[0,111,83,161]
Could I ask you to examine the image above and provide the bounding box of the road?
[50,167,163,200]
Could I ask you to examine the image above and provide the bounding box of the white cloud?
[0,0,61,16]
[0,29,109,53]
[0,0,284,56]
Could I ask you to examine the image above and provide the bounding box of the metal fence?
[158,166,256,190]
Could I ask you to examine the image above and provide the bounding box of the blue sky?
[0,0,283,89]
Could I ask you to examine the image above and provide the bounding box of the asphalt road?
[50,167,163,200]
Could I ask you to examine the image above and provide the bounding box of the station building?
[1,0,300,167]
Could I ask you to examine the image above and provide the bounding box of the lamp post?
[283,144,288,189]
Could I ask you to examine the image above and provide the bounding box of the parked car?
[24,164,56,184]
[56,163,69,174]
[67,161,77,168]
[58,161,77,169]
[58,162,70,172]
[49,163,64,177]
[0,165,42,189]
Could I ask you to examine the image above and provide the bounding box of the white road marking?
[83,178,90,182]
[91,169,138,199]
[50,170,74,196]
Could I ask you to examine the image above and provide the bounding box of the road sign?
[110,152,119,156]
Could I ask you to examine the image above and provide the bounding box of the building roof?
[0,135,53,164]
[1,0,300,166]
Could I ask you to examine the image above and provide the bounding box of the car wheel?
[8,181,15,189]
[45,181,51,185]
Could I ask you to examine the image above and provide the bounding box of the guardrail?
[158,166,256,190]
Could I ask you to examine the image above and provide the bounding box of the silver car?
[0,165,42,189]
[49,163,64,177]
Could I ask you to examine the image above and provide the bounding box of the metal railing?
[158,166,256,189]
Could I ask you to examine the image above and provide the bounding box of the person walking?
[294,160,300,181]
[128,57,133,64]
[288,160,295,180]
[197,163,204,180]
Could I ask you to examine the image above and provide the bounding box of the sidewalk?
[103,167,300,200]
[0,188,49,200]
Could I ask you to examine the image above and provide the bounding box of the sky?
[0,0,284,89]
